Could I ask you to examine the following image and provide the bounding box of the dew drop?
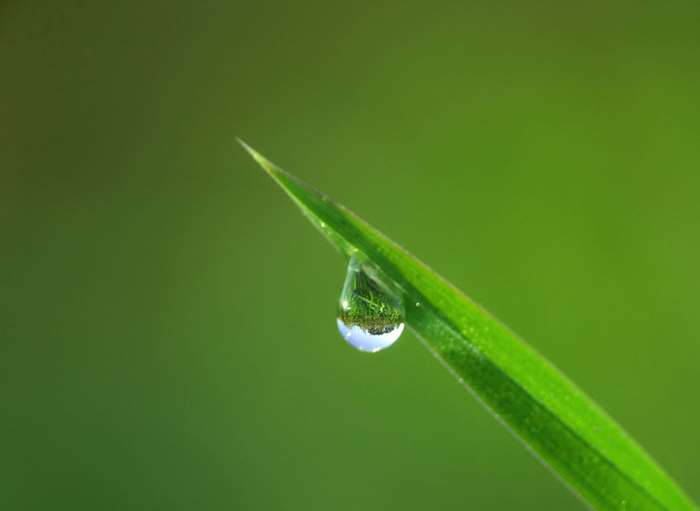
[336,255,405,352]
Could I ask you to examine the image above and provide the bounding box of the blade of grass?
[240,140,697,511]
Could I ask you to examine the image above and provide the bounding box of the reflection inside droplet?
[336,255,405,353]
[337,319,404,353]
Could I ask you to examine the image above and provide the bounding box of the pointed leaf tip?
[239,142,311,198]
[238,139,284,183]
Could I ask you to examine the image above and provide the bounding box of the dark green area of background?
[2,2,699,509]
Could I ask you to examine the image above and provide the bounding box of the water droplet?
[336,255,405,352]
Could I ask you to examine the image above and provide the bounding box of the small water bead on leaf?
[336,255,405,352]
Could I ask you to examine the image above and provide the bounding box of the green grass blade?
[240,140,697,511]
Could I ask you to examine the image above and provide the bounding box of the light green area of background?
[2,2,699,509]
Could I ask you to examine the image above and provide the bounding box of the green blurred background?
[2,1,699,509]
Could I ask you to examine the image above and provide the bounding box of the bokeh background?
[3,2,699,509]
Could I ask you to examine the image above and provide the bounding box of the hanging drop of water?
[336,255,405,352]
